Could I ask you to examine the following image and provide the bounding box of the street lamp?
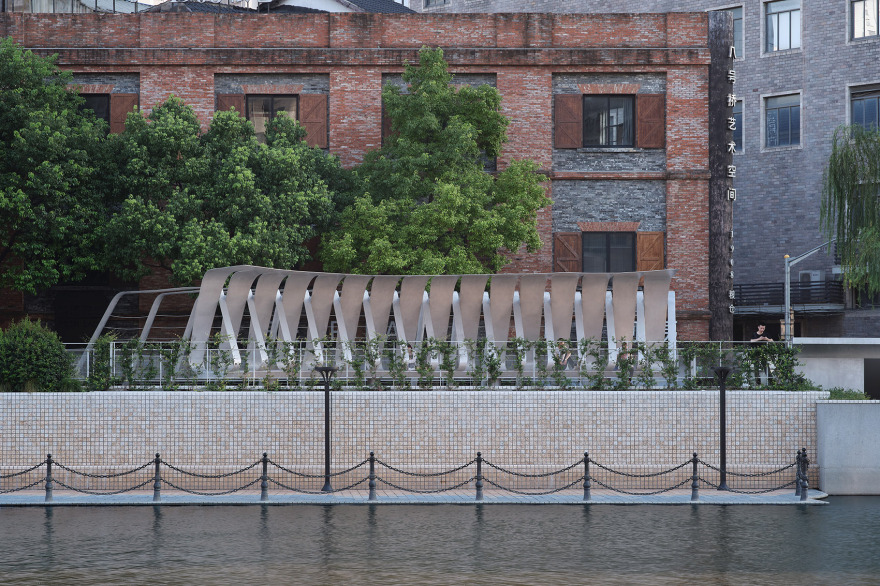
[784,239,835,348]
[315,365,337,493]
[711,364,733,491]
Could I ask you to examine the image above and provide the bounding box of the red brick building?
[0,11,729,340]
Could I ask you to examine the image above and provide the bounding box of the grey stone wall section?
[213,74,330,94]
[70,73,139,93]
[553,73,665,95]
[552,149,666,173]
[817,401,880,494]
[551,180,666,232]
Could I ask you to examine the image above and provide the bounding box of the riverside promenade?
[0,488,829,506]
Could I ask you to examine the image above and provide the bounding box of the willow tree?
[821,125,880,296]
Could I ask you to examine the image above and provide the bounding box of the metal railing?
[64,339,806,391]
[0,449,813,502]
[734,281,845,308]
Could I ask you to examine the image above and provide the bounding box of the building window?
[853,89,880,129]
[583,96,635,147]
[246,95,297,142]
[765,94,800,147]
[853,0,879,39]
[555,93,663,150]
[80,94,111,124]
[582,232,636,273]
[733,99,743,152]
[765,0,801,52]
[424,0,448,6]
[725,6,744,58]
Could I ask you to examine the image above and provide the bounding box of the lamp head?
[315,365,337,385]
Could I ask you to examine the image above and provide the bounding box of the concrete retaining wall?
[1,391,822,480]
[796,338,880,393]
[816,401,880,495]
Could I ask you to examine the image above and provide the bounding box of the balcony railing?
[733,281,845,314]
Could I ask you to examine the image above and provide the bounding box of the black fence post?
[44,454,53,503]
[368,452,377,501]
[153,453,161,502]
[260,453,268,502]
[800,447,810,502]
[583,452,591,502]
[691,453,699,502]
[794,450,802,497]
[475,452,483,501]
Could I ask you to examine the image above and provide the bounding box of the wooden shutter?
[553,232,583,272]
[637,231,665,271]
[216,94,245,116]
[300,94,328,148]
[109,93,138,134]
[554,94,583,149]
[636,94,665,149]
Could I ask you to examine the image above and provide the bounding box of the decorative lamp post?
[711,364,733,491]
[315,365,338,493]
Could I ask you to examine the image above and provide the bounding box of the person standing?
[750,323,773,343]
[750,322,773,386]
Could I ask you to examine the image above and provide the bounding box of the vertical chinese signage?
[726,45,737,314]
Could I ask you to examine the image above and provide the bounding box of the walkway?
[0,488,829,506]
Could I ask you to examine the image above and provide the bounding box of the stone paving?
[0,488,829,506]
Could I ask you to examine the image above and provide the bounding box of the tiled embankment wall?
[0,390,824,491]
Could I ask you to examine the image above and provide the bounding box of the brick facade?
[415,1,880,339]
[1,11,718,340]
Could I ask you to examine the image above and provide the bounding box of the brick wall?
[1,12,714,340]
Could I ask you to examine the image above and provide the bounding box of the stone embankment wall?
[1,390,823,491]
[817,401,880,495]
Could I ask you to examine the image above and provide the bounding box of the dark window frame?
[733,99,744,152]
[582,95,636,148]
[852,0,880,39]
[852,89,880,129]
[245,94,299,141]
[765,0,802,52]
[79,94,111,125]
[582,232,637,273]
[765,94,801,148]
[725,6,745,58]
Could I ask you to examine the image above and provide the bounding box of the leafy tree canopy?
[101,97,343,285]
[0,37,109,293]
[320,47,548,275]
[821,125,880,296]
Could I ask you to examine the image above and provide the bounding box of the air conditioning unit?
[799,270,823,283]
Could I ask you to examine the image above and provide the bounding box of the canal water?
[1,498,878,585]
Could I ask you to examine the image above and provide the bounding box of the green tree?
[101,97,342,285]
[320,47,548,275]
[821,124,880,296]
[0,37,110,293]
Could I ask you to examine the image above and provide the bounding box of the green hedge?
[0,318,80,392]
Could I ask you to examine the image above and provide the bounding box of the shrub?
[827,387,871,400]
[0,318,79,392]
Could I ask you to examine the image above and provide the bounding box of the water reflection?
[0,499,879,585]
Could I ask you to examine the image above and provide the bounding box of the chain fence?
[0,449,814,502]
